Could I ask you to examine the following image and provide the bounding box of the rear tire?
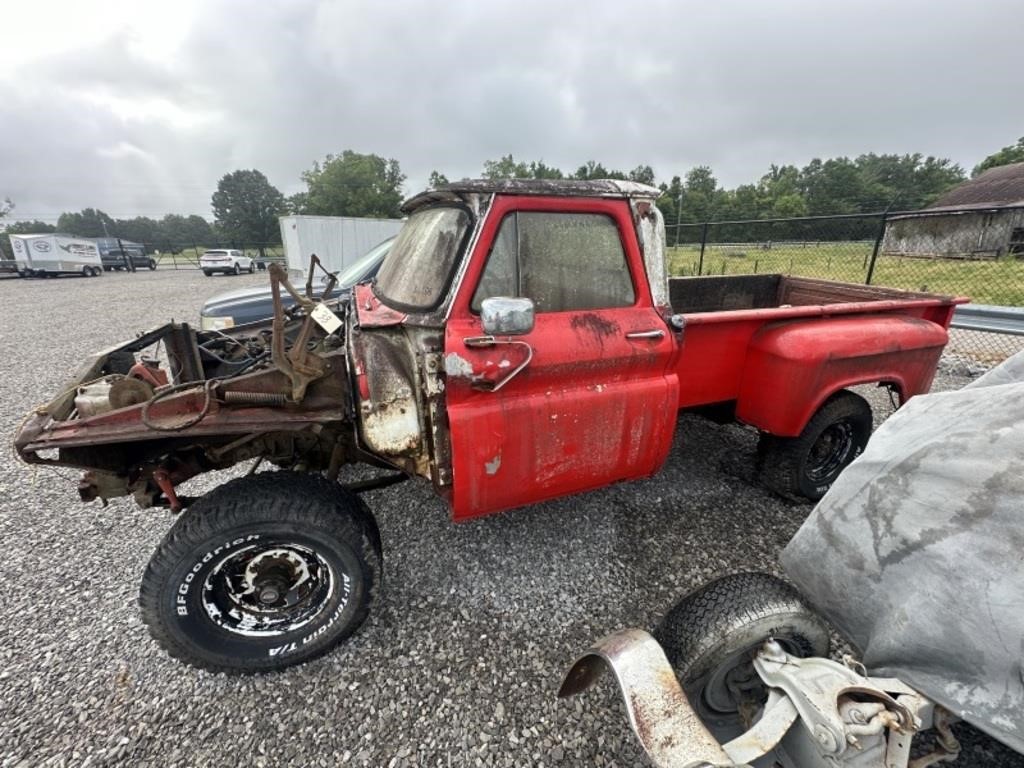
[203,270,213,277]
[140,472,382,674]
[148,259,157,270]
[759,390,872,502]
[233,263,241,275]
[248,262,255,274]
[654,573,829,729]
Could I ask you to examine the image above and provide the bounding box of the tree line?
[2,138,1021,254]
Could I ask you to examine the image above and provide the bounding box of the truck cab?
[351,180,680,519]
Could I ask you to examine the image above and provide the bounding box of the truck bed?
[667,275,965,419]
[668,274,949,315]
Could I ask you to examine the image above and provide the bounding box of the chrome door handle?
[460,336,534,392]
[625,329,665,340]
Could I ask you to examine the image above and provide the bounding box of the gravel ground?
[0,270,1020,768]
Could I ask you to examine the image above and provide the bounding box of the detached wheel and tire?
[760,389,872,502]
[654,573,829,730]
[140,472,382,674]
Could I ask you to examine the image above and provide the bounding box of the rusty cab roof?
[402,178,662,213]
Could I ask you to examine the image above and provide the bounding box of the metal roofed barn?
[882,162,1024,260]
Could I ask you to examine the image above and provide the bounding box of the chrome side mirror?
[481,297,535,336]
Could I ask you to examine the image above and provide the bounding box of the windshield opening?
[374,205,472,311]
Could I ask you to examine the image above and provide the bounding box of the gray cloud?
[2,0,1022,222]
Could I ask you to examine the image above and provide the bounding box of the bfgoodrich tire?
[759,389,872,502]
[654,573,829,728]
[140,472,382,674]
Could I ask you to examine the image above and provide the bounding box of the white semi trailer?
[9,234,104,277]
[279,215,404,275]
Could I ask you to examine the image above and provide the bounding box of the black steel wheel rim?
[201,542,335,637]
[700,637,803,716]
[806,422,854,482]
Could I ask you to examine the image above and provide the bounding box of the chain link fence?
[144,241,287,270]
[667,206,1024,365]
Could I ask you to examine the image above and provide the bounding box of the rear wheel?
[654,573,829,730]
[203,270,213,277]
[760,390,872,501]
[148,258,157,270]
[248,262,255,274]
[233,263,241,275]
[140,472,382,674]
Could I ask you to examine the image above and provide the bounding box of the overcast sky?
[1,0,1021,223]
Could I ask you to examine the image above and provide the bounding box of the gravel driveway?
[0,270,1019,767]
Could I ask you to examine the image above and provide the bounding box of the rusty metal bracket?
[559,629,741,768]
[269,263,329,401]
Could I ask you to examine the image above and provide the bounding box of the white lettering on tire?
[267,574,352,657]
[175,534,261,617]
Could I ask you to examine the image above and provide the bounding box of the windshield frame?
[372,203,474,314]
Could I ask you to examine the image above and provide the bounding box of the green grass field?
[667,243,1024,306]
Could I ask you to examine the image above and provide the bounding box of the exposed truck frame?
[14,180,965,673]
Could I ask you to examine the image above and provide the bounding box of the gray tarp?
[782,351,1024,755]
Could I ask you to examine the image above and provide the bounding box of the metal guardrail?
[951,305,1024,336]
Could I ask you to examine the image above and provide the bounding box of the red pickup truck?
[15,179,963,673]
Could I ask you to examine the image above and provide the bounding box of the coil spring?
[221,391,287,406]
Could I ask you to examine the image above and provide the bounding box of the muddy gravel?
[0,269,1019,767]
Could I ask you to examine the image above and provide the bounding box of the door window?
[471,212,635,313]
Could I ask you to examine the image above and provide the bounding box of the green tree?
[113,216,162,245]
[211,169,286,244]
[0,198,12,219]
[482,154,531,179]
[4,219,55,234]
[2,216,55,258]
[628,165,655,185]
[973,137,1024,177]
[428,170,450,188]
[286,192,309,215]
[481,156,564,180]
[682,166,718,222]
[57,208,116,237]
[526,161,563,179]
[300,151,405,218]
[656,175,684,235]
[572,160,627,180]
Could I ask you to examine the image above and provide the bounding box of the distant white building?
[279,215,404,274]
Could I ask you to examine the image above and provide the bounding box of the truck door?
[444,196,679,519]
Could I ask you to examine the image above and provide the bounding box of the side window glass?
[472,211,635,313]
[471,214,518,311]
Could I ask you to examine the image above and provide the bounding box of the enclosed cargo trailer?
[9,233,103,277]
